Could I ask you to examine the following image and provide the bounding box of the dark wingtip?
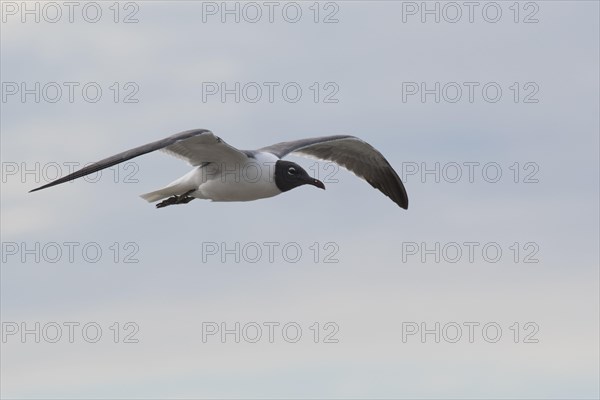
[397,195,409,210]
[29,182,55,193]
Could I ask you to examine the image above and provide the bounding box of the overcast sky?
[1,1,599,399]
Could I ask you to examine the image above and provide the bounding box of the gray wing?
[260,135,408,209]
[30,129,248,192]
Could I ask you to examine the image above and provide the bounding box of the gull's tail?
[140,187,181,203]
[140,180,197,203]
[140,167,203,203]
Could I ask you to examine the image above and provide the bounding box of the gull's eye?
[287,167,297,175]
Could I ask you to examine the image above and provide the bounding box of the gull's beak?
[310,178,326,190]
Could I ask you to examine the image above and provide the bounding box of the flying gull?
[29,129,409,209]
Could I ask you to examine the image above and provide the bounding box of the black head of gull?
[274,160,326,193]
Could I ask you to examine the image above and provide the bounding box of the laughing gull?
[29,129,409,209]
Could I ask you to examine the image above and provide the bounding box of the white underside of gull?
[140,152,281,203]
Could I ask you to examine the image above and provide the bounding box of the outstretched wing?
[29,129,248,192]
[260,135,408,209]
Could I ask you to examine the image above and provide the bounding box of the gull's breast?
[194,152,281,202]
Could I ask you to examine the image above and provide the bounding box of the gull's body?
[142,151,281,203]
[30,129,409,209]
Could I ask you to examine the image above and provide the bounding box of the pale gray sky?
[1,1,599,398]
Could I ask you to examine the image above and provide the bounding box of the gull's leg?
[156,189,197,209]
